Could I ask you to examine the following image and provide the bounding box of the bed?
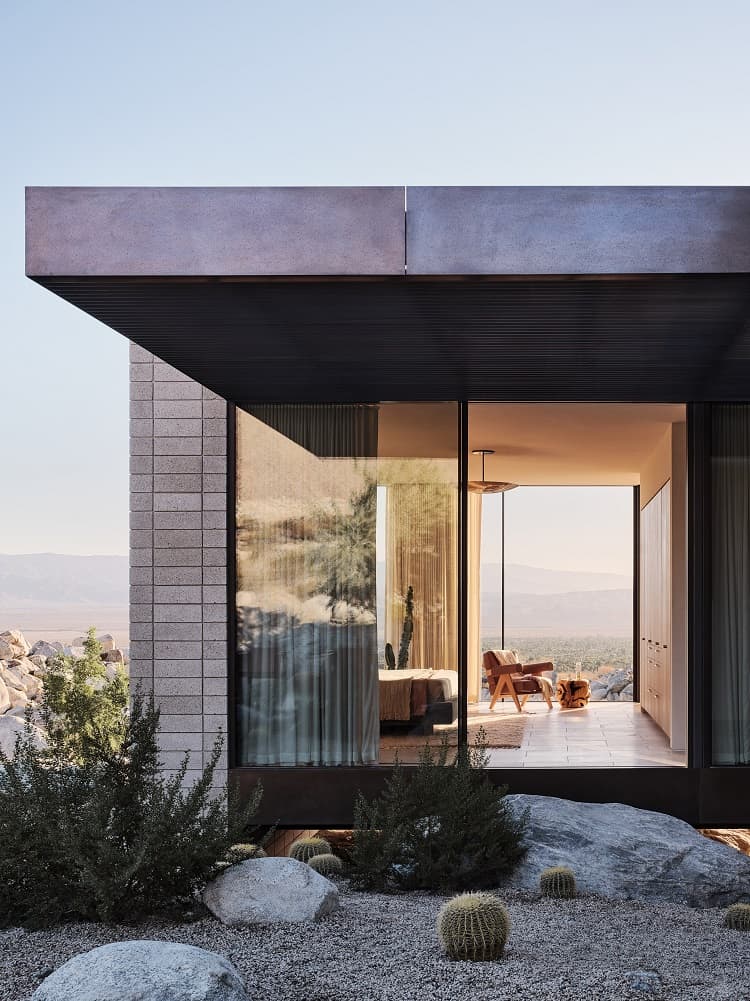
[378,668,459,734]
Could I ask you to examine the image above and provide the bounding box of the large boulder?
[203,856,339,925]
[503,794,750,907]
[32,941,248,1001]
[29,640,60,660]
[0,715,46,756]
[0,676,9,714]
[72,632,115,653]
[0,629,30,658]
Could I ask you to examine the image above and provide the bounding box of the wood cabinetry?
[640,480,672,737]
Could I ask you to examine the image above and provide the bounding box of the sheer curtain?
[467,491,483,702]
[235,405,379,766]
[712,404,750,765]
[384,481,457,670]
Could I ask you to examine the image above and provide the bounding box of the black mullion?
[458,402,469,749]
[687,402,711,769]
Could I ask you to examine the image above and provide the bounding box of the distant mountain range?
[0,554,128,608]
[0,554,632,644]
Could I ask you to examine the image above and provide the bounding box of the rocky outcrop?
[0,714,46,755]
[32,941,248,1001]
[503,794,750,907]
[203,857,339,925]
[0,628,128,754]
[589,668,633,701]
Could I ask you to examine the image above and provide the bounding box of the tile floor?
[379,700,687,768]
[484,700,687,768]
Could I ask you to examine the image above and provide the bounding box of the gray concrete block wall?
[129,343,228,788]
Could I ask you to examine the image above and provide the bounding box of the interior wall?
[639,422,688,751]
[640,427,672,507]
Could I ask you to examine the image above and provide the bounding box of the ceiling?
[376,403,685,484]
[468,403,685,485]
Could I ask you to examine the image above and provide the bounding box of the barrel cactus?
[226,843,267,864]
[290,836,331,863]
[437,892,510,961]
[540,866,576,899]
[308,853,343,877]
[724,903,750,930]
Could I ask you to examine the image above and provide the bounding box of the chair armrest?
[520,661,554,676]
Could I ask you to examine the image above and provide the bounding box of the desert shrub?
[43,627,129,762]
[349,733,526,893]
[0,692,260,928]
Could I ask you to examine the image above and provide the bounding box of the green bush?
[437,892,510,961]
[43,627,129,762]
[0,692,260,927]
[349,732,526,893]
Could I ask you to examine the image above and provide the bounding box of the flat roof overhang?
[26,186,750,402]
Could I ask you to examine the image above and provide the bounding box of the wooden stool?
[556,678,591,709]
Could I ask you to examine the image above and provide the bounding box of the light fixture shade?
[469,448,517,494]
[468,480,517,494]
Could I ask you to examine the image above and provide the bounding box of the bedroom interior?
[233,401,688,771]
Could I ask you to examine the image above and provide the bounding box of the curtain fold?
[235,405,379,766]
[384,482,458,670]
[467,491,483,702]
[712,404,750,765]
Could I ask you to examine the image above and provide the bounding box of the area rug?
[381,711,527,750]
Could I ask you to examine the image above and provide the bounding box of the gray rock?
[29,641,59,660]
[32,940,248,1001]
[0,676,9,714]
[0,714,46,756]
[203,856,339,926]
[503,793,750,907]
[624,969,662,995]
[72,632,115,653]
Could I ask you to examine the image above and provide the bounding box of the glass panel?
[234,402,458,767]
[711,404,750,765]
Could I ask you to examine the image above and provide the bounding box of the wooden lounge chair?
[482,649,555,712]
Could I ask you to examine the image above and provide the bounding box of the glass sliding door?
[234,402,459,767]
[710,404,750,765]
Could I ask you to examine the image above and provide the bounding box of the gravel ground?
[2,883,750,1001]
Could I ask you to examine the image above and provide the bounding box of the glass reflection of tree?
[312,477,377,623]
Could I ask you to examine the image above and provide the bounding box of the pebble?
[1,885,749,1001]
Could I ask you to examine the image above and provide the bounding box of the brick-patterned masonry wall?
[128,344,228,789]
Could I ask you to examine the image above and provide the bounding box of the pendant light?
[468,449,517,494]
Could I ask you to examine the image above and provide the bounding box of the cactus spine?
[226,843,267,864]
[724,903,750,930]
[289,836,331,864]
[308,853,343,876]
[397,585,414,669]
[437,892,510,961]
[540,866,577,899]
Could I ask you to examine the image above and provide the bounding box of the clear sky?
[2,1,749,558]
